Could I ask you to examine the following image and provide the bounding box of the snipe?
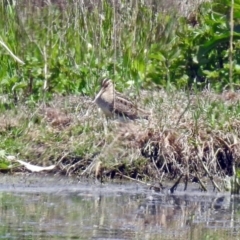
[93,78,149,121]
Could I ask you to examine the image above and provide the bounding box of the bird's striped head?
[93,78,114,103]
[100,78,113,89]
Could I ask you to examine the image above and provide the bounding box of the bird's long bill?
[93,88,104,103]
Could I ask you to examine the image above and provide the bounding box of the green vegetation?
[1,0,240,192]
[0,0,240,100]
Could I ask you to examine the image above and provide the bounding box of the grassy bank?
[1,0,240,192]
[1,89,240,192]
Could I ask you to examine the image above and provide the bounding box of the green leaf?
[0,150,6,158]
[149,52,166,61]
[197,32,240,61]
[235,64,240,74]
[0,161,10,170]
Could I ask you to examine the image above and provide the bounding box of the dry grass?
[1,89,240,191]
[16,0,210,17]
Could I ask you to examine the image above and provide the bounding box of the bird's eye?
[103,80,109,87]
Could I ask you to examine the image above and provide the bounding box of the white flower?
[87,43,92,50]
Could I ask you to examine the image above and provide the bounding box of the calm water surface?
[0,175,239,240]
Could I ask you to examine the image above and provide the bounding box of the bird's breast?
[95,97,113,116]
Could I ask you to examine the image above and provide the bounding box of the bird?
[93,78,149,121]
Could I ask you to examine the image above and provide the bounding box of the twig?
[197,145,221,192]
[116,170,164,191]
[152,155,162,177]
[201,160,221,192]
[229,0,234,90]
[176,94,192,126]
[194,171,207,192]
[169,174,183,193]
[56,152,70,166]
[184,174,188,191]
[80,159,96,176]
[117,171,149,185]
[0,39,25,64]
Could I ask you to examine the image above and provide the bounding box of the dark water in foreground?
[0,175,239,240]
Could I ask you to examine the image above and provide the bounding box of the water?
[0,175,239,239]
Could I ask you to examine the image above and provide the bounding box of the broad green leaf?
[198,32,240,59]
[149,53,166,61]
[0,161,10,170]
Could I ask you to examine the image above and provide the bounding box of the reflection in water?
[0,175,239,239]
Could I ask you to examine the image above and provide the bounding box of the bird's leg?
[103,116,109,136]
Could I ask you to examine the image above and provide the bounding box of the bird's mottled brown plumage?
[93,78,149,121]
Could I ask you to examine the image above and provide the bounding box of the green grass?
[1,0,239,101]
[1,0,161,99]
